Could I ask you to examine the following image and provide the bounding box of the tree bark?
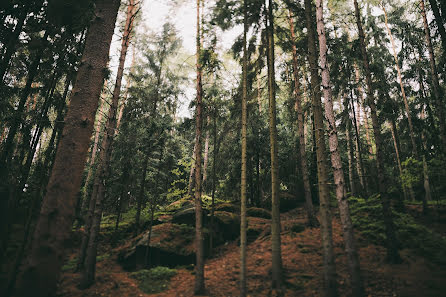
[382,5,418,157]
[353,0,401,263]
[194,0,205,293]
[240,1,248,295]
[14,1,120,296]
[315,1,364,295]
[304,0,337,295]
[288,10,319,228]
[202,115,210,191]
[420,0,446,147]
[266,0,283,293]
[349,90,367,196]
[80,0,135,287]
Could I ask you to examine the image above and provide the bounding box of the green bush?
[130,266,177,294]
[246,207,271,219]
[349,195,446,263]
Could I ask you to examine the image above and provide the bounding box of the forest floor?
[57,206,446,297]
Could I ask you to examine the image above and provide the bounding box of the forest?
[0,0,446,296]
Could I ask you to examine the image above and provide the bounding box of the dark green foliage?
[130,267,177,294]
[349,196,446,263]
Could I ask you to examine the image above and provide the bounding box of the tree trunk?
[80,1,134,287]
[350,90,367,195]
[202,115,210,191]
[353,0,401,263]
[346,113,356,197]
[382,5,418,157]
[135,156,149,234]
[266,0,283,293]
[304,0,337,295]
[14,1,120,296]
[240,1,248,295]
[194,0,205,293]
[0,4,28,86]
[420,0,446,147]
[389,120,408,210]
[428,0,446,48]
[315,1,364,295]
[288,10,319,227]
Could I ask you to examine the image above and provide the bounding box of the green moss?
[246,207,271,219]
[130,267,177,294]
[62,253,110,272]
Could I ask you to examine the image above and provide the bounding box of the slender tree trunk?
[188,141,197,196]
[240,1,248,295]
[382,5,418,157]
[428,0,446,48]
[266,0,283,293]
[304,0,337,295]
[0,5,28,86]
[419,82,433,207]
[14,1,120,296]
[389,120,408,209]
[80,1,134,286]
[353,0,401,263]
[202,115,210,191]
[135,156,149,234]
[315,1,364,295]
[288,10,319,227]
[420,0,446,147]
[346,114,356,197]
[80,93,105,216]
[194,0,205,293]
[350,91,367,195]
[209,108,218,254]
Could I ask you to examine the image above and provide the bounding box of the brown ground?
[57,207,446,297]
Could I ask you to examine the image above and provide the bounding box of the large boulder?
[118,223,197,271]
[210,211,240,243]
[246,207,271,219]
[171,207,209,226]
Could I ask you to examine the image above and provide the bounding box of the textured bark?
[346,115,356,197]
[389,120,408,209]
[288,10,319,228]
[382,5,418,157]
[188,141,197,196]
[14,1,120,296]
[266,0,283,293]
[240,1,248,295]
[316,1,364,295]
[194,0,205,293]
[419,83,433,206]
[353,0,400,263]
[420,0,446,147]
[202,115,210,190]
[350,91,367,195]
[80,0,135,287]
[304,0,337,295]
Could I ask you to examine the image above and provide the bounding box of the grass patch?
[130,266,177,294]
[62,253,111,272]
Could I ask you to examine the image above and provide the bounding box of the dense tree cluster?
[0,0,445,296]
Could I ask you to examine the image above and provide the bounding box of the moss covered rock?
[247,207,271,219]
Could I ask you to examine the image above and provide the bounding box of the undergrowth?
[129,266,177,294]
[349,195,446,264]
